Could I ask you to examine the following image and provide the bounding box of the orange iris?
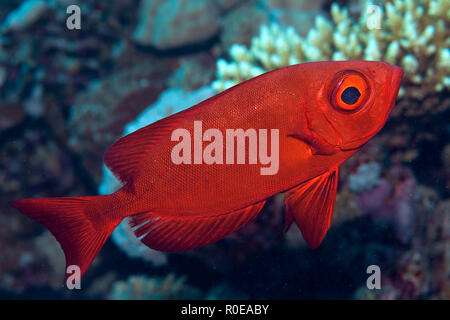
[331,72,369,112]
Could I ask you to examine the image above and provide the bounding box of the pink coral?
[356,166,418,243]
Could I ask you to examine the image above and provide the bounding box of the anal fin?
[129,201,266,252]
[284,168,338,248]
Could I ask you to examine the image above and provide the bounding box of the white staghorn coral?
[212,0,449,106]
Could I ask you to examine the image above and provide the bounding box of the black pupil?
[341,87,361,105]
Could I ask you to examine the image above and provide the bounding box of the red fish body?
[11,61,403,277]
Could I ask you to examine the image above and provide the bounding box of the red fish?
[11,61,403,277]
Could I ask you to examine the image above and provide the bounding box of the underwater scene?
[0,0,449,301]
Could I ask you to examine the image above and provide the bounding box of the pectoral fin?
[284,168,338,248]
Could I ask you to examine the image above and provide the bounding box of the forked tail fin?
[10,196,116,278]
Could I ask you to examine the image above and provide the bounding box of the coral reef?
[0,0,155,146]
[133,0,220,49]
[0,124,87,198]
[426,199,450,299]
[0,0,137,101]
[265,0,327,37]
[353,197,450,300]
[351,167,449,300]
[108,273,247,300]
[109,273,203,300]
[356,166,418,243]
[354,249,430,299]
[331,189,363,227]
[68,60,174,183]
[134,0,327,52]
[167,57,216,91]
[213,0,449,117]
[348,161,382,193]
[0,0,448,301]
[0,230,65,293]
[2,0,49,32]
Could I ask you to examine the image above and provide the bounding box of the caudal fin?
[10,196,114,277]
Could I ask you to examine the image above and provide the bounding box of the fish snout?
[387,65,403,113]
[390,65,403,88]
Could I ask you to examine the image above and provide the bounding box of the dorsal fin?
[128,201,266,252]
[284,168,338,248]
[104,106,200,184]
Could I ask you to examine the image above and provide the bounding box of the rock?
[219,3,269,50]
[265,0,326,36]
[133,0,220,49]
[167,56,216,91]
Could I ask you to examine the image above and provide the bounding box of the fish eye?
[341,87,360,104]
[331,71,369,112]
